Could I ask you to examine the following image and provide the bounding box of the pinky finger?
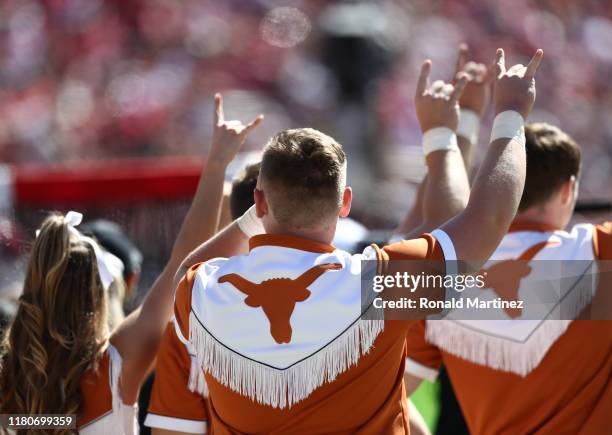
[243,115,264,135]
[525,49,544,80]
[450,73,468,104]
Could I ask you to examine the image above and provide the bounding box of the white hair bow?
[36,211,124,291]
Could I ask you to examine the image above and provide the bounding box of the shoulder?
[174,255,248,336]
[559,222,609,260]
[175,258,232,307]
[593,221,612,260]
[369,230,452,262]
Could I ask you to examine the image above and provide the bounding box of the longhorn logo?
[481,240,558,318]
[218,263,342,344]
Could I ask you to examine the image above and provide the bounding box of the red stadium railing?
[4,156,206,207]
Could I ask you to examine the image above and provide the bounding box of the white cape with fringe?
[178,243,383,409]
[425,224,598,377]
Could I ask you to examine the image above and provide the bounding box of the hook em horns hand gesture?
[209,93,264,166]
[454,44,494,116]
[493,48,543,119]
[415,60,468,133]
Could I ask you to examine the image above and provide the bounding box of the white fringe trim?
[187,310,384,409]
[188,355,209,397]
[426,266,596,377]
[426,320,571,376]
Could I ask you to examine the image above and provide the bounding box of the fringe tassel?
[187,309,384,409]
[426,262,597,377]
[188,355,209,397]
[426,271,596,376]
[426,319,572,376]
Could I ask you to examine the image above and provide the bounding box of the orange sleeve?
[382,234,444,261]
[369,235,449,330]
[593,222,612,260]
[145,323,208,433]
[146,264,208,433]
[591,223,612,321]
[404,321,442,382]
[174,263,203,339]
[388,234,448,377]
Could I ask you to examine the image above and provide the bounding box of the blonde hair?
[0,213,109,426]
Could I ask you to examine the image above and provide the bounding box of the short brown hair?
[519,123,581,212]
[260,128,347,229]
[230,162,261,220]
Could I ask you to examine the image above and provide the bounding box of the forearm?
[457,135,475,175]
[471,137,525,231]
[110,265,174,360]
[217,182,234,231]
[420,149,470,231]
[443,137,525,266]
[396,138,471,239]
[394,175,426,238]
[456,106,481,173]
[169,158,228,267]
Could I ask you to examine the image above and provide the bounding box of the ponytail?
[1,213,109,422]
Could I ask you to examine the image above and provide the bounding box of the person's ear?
[254,188,268,218]
[339,186,352,218]
[561,176,577,206]
[570,175,579,202]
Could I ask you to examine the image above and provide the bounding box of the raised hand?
[415,60,468,132]
[210,93,264,165]
[454,44,493,116]
[493,49,543,119]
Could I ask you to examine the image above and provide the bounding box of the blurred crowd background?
[2,0,612,303]
[1,0,611,183]
[1,1,611,432]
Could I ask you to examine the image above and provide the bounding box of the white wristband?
[490,110,525,146]
[457,109,480,145]
[422,127,459,156]
[236,205,265,237]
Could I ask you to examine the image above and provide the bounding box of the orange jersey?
[406,221,612,434]
[146,231,452,434]
[79,345,138,435]
[2,345,137,435]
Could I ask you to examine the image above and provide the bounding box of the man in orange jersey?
[145,48,543,434]
[404,121,611,434]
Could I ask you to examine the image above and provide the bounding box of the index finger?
[214,93,224,125]
[525,49,544,80]
[455,43,468,75]
[416,60,432,97]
